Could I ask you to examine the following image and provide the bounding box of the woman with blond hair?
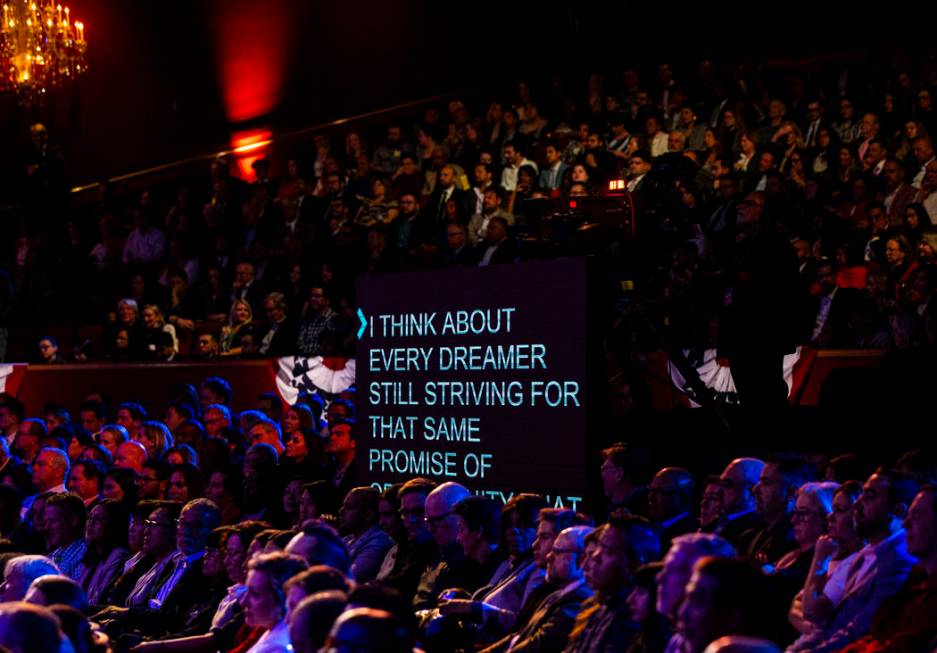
[220,299,253,357]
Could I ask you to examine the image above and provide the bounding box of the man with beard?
[787,469,919,652]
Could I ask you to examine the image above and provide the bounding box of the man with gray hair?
[21,447,69,518]
[0,555,60,601]
[247,418,284,456]
[657,533,738,653]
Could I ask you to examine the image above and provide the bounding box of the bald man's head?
[649,467,695,522]
[424,482,470,548]
[115,441,147,473]
[719,458,764,515]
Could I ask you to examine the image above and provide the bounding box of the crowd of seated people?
[6,57,937,365]
[0,378,933,652]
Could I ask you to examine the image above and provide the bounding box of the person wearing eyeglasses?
[648,468,697,554]
[768,482,839,602]
[381,478,437,603]
[478,525,595,653]
[715,457,764,551]
[413,482,473,611]
[748,454,817,566]
[96,499,222,640]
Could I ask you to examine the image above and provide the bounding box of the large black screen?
[354,259,589,509]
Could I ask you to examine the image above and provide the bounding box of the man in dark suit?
[648,468,697,553]
[422,165,468,226]
[476,217,519,266]
[96,499,223,639]
[441,223,478,267]
[231,261,266,318]
[479,526,594,653]
[326,419,358,502]
[257,292,298,357]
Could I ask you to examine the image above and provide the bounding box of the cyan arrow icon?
[357,308,368,339]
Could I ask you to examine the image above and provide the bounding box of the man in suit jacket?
[714,458,765,553]
[538,143,568,192]
[439,223,478,268]
[422,165,468,225]
[339,487,394,583]
[788,470,919,652]
[231,261,266,318]
[479,526,594,653]
[97,501,222,635]
[648,468,697,554]
[476,217,520,267]
[257,292,298,358]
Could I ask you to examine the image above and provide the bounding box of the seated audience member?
[284,520,352,574]
[138,421,174,460]
[626,562,671,653]
[44,493,87,580]
[836,486,937,652]
[199,376,233,409]
[166,444,199,467]
[167,463,205,503]
[325,419,358,498]
[101,500,161,606]
[205,465,245,525]
[787,469,919,652]
[247,419,285,457]
[202,404,233,438]
[565,513,660,653]
[715,458,766,551]
[748,456,816,565]
[24,447,69,517]
[138,459,171,500]
[78,498,130,605]
[768,483,838,600]
[700,476,724,533]
[375,484,407,581]
[439,494,546,638]
[338,487,393,582]
[115,441,147,474]
[413,482,473,610]
[657,533,738,653]
[600,443,651,517]
[24,573,89,612]
[96,424,129,457]
[67,459,105,507]
[677,557,778,653]
[103,467,140,506]
[283,564,352,617]
[115,402,147,441]
[0,555,60,601]
[0,601,69,653]
[323,607,415,653]
[13,417,46,465]
[99,499,222,638]
[648,467,697,552]
[480,525,594,653]
[383,478,438,601]
[289,590,349,653]
[241,552,308,653]
[788,482,863,644]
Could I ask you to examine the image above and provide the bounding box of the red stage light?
[231,129,272,180]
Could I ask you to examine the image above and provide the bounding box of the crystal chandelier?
[0,0,87,105]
